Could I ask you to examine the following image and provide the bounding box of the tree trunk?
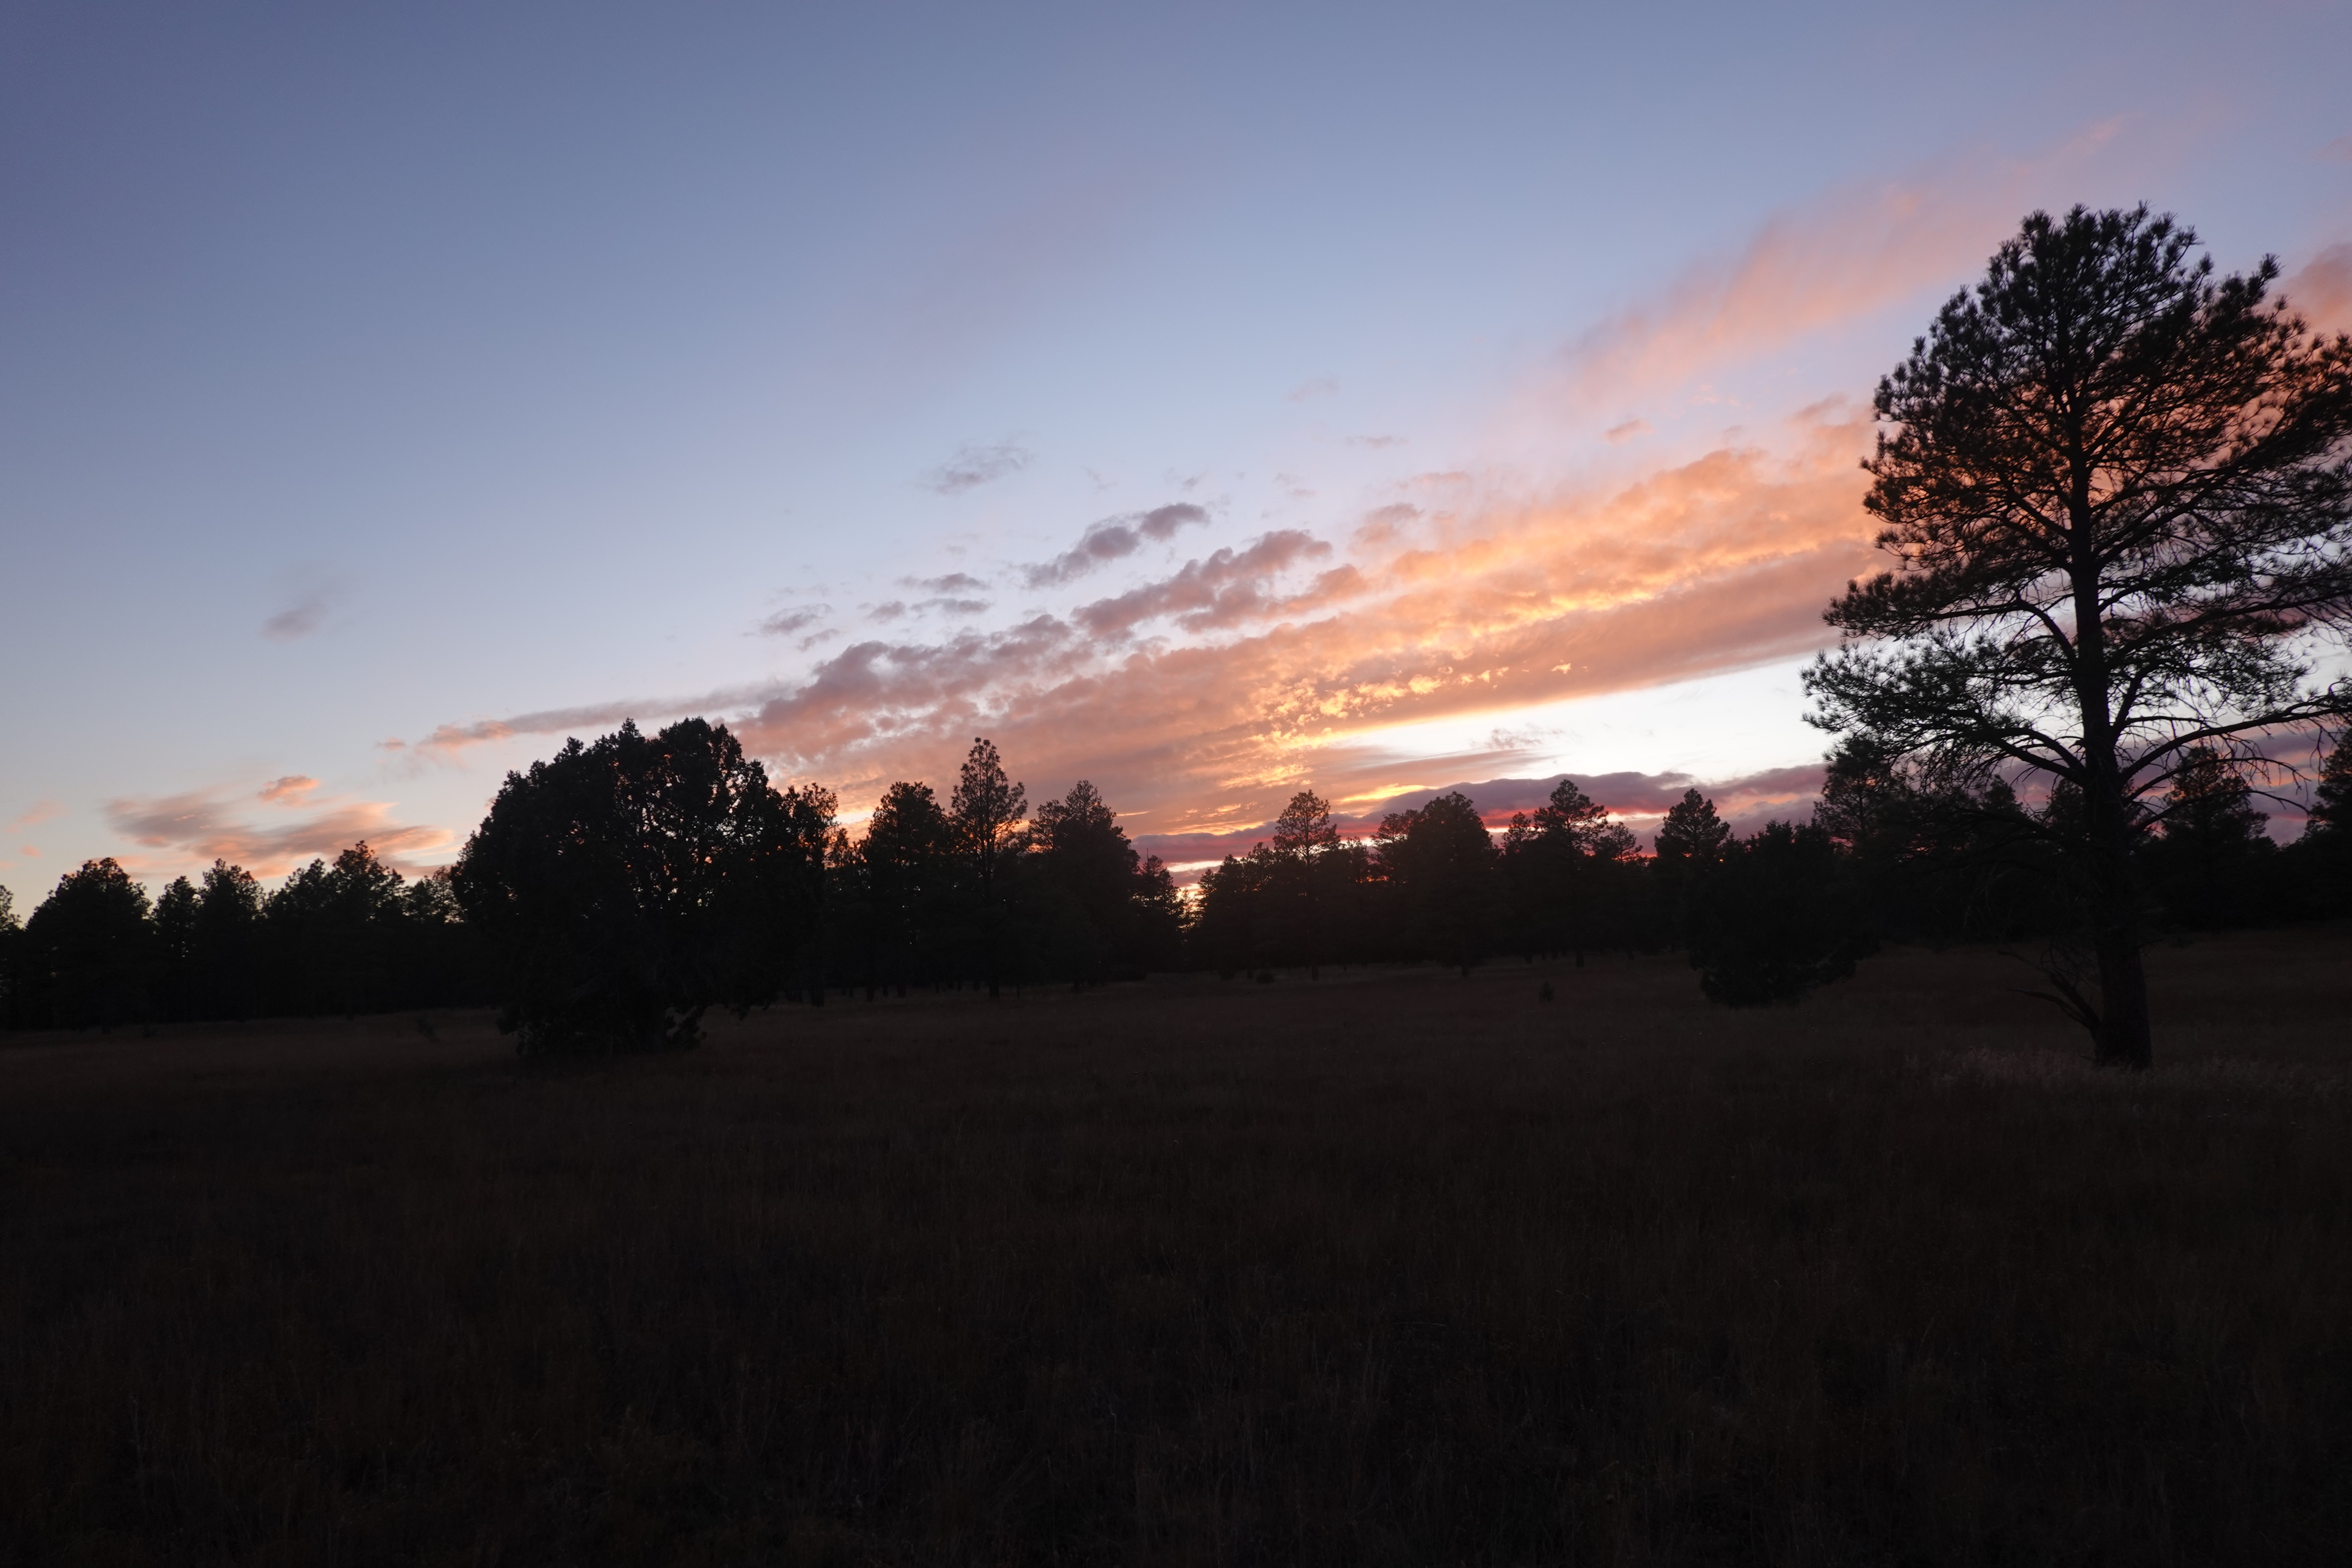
[2092,935,2152,1069]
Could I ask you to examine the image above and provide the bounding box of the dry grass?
[3,929,2349,1565]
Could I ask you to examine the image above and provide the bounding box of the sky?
[4,0,2350,904]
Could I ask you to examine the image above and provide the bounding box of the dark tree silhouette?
[1686,821,1874,1006]
[1806,206,2352,1067]
[2141,746,2275,928]
[1029,779,1174,983]
[1375,792,1500,975]
[860,780,958,995]
[22,859,153,1029]
[1650,787,1730,944]
[0,885,18,1023]
[451,718,831,1054]
[950,738,1026,999]
[2296,732,2352,913]
[1502,778,1639,966]
[193,861,263,1019]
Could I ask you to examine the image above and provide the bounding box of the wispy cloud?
[1553,124,2128,413]
[758,605,832,637]
[902,572,988,594]
[923,440,1031,495]
[1288,376,1338,402]
[6,800,62,831]
[261,579,343,642]
[1073,530,1337,637]
[105,780,454,878]
[1019,503,1210,588]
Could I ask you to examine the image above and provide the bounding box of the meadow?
[3,931,2348,1566]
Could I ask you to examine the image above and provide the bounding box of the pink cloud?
[7,799,62,831]
[398,403,1877,843]
[1553,121,2131,410]
[2283,243,2352,332]
[105,782,456,879]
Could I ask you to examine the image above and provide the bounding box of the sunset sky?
[5,0,2350,904]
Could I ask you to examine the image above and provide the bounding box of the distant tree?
[950,738,1026,998]
[193,861,263,1019]
[1374,792,1501,974]
[153,875,200,1019]
[0,885,19,1025]
[861,780,959,995]
[2141,746,2276,928]
[1259,789,1351,976]
[1503,777,1640,965]
[452,718,832,1054]
[2294,731,2352,913]
[1806,206,2352,1067]
[1686,821,1874,1007]
[1811,735,2045,946]
[1650,787,1731,944]
[2311,732,2352,836]
[23,859,153,1029]
[1028,779,1156,983]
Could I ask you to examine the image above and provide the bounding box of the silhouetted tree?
[1502,778,1638,965]
[22,859,153,1029]
[1375,792,1501,974]
[1806,205,2352,1067]
[1686,821,1874,1006]
[451,718,831,1054]
[859,780,959,995]
[0,885,19,1024]
[2141,746,2276,928]
[950,738,1026,999]
[153,875,200,1019]
[193,861,263,1019]
[1650,787,1731,944]
[2294,732,2352,913]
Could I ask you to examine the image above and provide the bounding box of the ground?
[3,931,2349,1565]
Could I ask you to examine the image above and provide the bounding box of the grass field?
[3,931,2349,1565]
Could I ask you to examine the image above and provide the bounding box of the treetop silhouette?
[1806,205,2352,1066]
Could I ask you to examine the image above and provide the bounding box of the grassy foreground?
[3,932,2348,1566]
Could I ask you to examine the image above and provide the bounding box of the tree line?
[0,843,484,1030]
[3,717,2345,1045]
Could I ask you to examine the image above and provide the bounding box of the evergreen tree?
[1806,206,2352,1067]
[451,718,830,1053]
[949,738,1026,998]
[23,859,153,1029]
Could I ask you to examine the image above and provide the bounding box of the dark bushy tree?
[950,738,1026,999]
[1650,787,1731,944]
[21,859,153,1029]
[1687,821,1874,1006]
[1806,205,2352,1067]
[1501,778,1639,965]
[451,718,831,1054]
[855,780,959,995]
[1374,792,1501,975]
[2294,732,2352,913]
[2141,746,2275,928]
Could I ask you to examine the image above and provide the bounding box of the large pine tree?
[1806,207,2352,1066]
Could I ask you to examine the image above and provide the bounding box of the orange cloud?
[1545,120,2132,425]
[105,782,456,880]
[2284,243,2352,332]
[397,403,1876,843]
